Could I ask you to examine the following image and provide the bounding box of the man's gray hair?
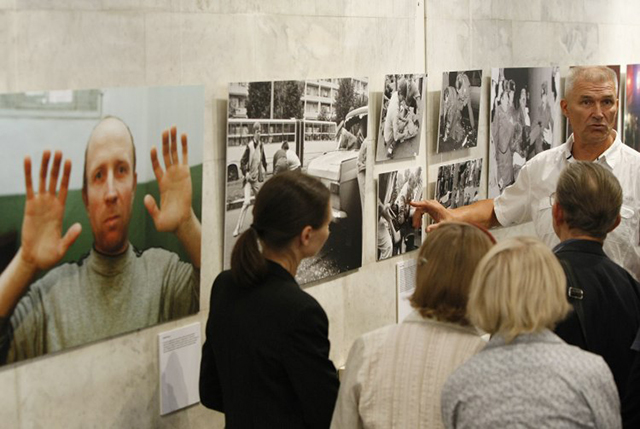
[555,161,622,239]
[564,66,618,100]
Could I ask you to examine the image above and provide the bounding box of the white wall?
[0,0,638,427]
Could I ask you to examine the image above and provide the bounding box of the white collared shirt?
[494,131,640,280]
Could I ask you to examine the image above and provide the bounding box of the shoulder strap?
[559,259,590,350]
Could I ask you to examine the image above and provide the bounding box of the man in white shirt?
[412,66,640,280]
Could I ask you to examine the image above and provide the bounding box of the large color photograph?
[488,67,562,198]
[225,78,368,284]
[0,86,204,366]
[377,167,423,261]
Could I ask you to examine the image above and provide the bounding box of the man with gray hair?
[412,66,640,281]
[551,161,640,409]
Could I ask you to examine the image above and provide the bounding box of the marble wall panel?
[305,278,347,364]
[393,0,422,19]
[427,19,471,72]
[470,0,492,20]
[0,12,13,93]
[16,0,103,10]
[14,10,146,90]
[554,22,599,65]
[541,0,585,23]
[145,12,182,85]
[490,0,542,22]
[427,0,469,21]
[179,0,258,14]
[469,19,513,68]
[253,15,346,80]
[583,0,627,25]
[17,0,179,11]
[339,256,398,365]
[511,21,556,66]
[344,0,393,18]
[199,157,224,312]
[343,17,421,77]
[16,330,158,428]
[180,13,255,84]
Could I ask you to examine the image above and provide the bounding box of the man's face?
[562,78,618,146]
[253,129,261,143]
[82,118,137,255]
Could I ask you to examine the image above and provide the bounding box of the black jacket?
[554,239,640,402]
[199,261,339,428]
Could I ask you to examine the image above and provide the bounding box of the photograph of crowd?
[625,64,640,152]
[437,70,482,153]
[0,85,204,366]
[435,158,483,209]
[225,78,369,284]
[488,67,563,198]
[568,65,620,138]
[376,74,426,161]
[377,167,423,261]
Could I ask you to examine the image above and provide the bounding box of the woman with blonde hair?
[441,236,621,428]
[331,222,495,428]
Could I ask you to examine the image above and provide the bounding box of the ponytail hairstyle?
[231,171,331,287]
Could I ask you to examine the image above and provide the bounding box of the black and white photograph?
[624,64,640,152]
[488,67,562,198]
[568,65,620,138]
[437,70,482,153]
[225,78,369,284]
[0,85,204,366]
[435,158,483,209]
[377,167,423,261]
[376,74,426,161]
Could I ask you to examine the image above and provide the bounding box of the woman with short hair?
[200,171,339,428]
[331,222,495,429]
[441,236,621,428]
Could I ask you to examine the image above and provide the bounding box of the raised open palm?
[144,126,193,233]
[21,151,82,271]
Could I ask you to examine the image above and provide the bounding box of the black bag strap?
[560,259,590,350]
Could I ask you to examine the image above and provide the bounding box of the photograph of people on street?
[377,167,423,261]
[488,67,562,198]
[225,78,369,284]
[624,64,640,152]
[0,85,204,366]
[435,158,483,209]
[376,74,426,161]
[437,70,482,153]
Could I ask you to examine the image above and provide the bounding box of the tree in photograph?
[273,81,304,120]
[334,78,356,125]
[246,81,272,119]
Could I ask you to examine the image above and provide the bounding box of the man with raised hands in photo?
[0,117,201,364]
[411,66,640,281]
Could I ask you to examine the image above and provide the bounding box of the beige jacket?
[331,310,485,429]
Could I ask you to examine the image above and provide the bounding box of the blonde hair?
[468,237,571,342]
[410,222,494,325]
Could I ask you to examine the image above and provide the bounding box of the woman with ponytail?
[200,171,339,428]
